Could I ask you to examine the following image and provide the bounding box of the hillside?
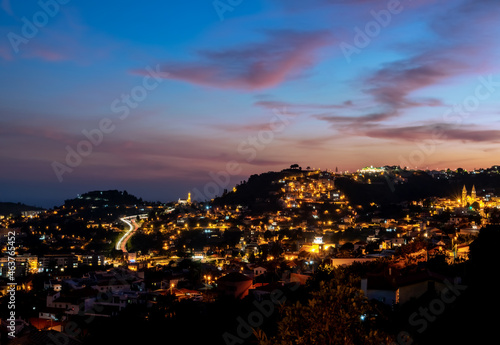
[0,202,45,216]
[211,171,285,211]
[213,168,500,210]
[63,190,143,208]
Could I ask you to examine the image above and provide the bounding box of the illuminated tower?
[462,185,467,207]
[471,185,476,200]
[187,192,191,203]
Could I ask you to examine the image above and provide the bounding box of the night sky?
[1,0,500,207]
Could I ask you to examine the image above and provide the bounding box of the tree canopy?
[258,266,393,345]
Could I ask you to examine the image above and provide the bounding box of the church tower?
[471,185,476,200]
[462,185,467,207]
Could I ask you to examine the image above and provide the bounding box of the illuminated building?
[0,254,38,277]
[461,185,481,208]
[178,192,192,205]
[358,166,385,174]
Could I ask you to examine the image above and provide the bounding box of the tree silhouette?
[471,201,480,211]
[257,279,393,345]
[249,252,256,263]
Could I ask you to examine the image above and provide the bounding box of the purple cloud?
[132,29,332,90]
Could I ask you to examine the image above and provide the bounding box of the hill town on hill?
[1,166,499,344]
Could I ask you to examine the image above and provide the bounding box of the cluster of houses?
[3,169,496,342]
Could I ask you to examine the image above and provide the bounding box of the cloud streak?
[132,29,332,90]
[312,0,500,137]
[360,123,500,143]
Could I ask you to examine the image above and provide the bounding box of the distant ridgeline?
[212,167,500,208]
[0,202,45,216]
[211,171,287,210]
[337,169,500,206]
[63,190,143,208]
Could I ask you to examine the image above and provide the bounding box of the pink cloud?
[328,0,500,128]
[362,123,500,143]
[364,56,463,110]
[132,29,332,90]
[26,46,66,61]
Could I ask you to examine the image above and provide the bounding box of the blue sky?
[1,0,500,207]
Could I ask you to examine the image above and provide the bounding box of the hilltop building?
[178,192,191,205]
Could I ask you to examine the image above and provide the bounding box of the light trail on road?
[116,217,139,253]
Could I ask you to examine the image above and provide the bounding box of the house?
[459,226,480,235]
[290,273,311,285]
[217,272,252,299]
[249,282,284,301]
[43,279,62,291]
[391,238,405,247]
[46,287,98,316]
[361,273,397,305]
[361,269,453,305]
[91,291,143,316]
[0,254,37,277]
[428,245,446,259]
[92,279,130,293]
[38,254,77,273]
[254,266,267,277]
[283,252,299,261]
[398,271,457,304]
[446,243,470,262]
[380,240,392,250]
[38,306,65,322]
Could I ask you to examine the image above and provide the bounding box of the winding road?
[116,216,141,253]
[115,209,174,253]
